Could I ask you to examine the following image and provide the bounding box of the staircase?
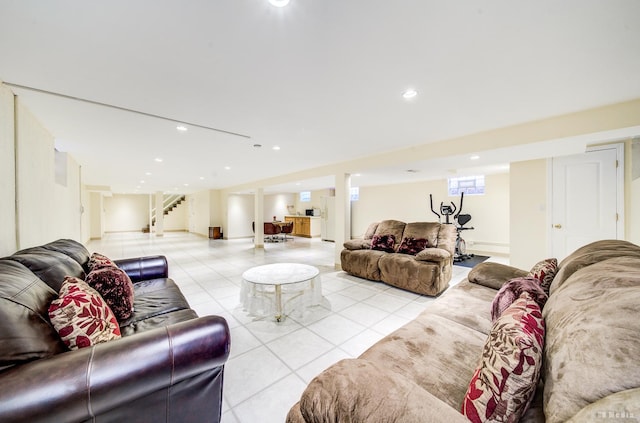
[142,195,185,232]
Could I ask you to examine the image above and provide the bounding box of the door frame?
[546,142,625,256]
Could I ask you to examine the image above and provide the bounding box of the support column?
[334,172,351,268]
[155,191,164,237]
[254,188,264,248]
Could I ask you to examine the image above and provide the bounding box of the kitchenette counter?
[284,216,321,238]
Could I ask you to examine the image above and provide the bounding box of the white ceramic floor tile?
[224,345,291,407]
[266,328,334,370]
[232,373,307,423]
[307,314,366,345]
[86,232,505,423]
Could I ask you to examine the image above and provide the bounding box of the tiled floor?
[87,232,505,423]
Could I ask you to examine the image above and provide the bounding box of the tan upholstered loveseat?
[289,239,640,422]
[341,220,457,296]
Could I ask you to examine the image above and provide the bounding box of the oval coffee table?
[240,263,321,322]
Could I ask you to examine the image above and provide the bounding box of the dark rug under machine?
[455,255,489,268]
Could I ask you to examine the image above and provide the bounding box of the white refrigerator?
[320,196,335,242]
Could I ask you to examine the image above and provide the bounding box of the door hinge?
[616,159,619,168]
[616,213,619,222]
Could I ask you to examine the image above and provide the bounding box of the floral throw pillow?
[528,258,558,295]
[371,234,396,253]
[85,266,135,321]
[397,237,428,255]
[462,293,545,422]
[48,276,121,350]
[491,276,548,322]
[88,252,116,271]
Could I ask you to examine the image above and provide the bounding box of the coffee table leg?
[275,284,283,322]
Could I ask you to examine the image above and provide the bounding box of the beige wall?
[352,173,510,255]
[0,84,16,255]
[509,159,548,269]
[0,84,83,251]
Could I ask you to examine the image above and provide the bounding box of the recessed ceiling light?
[183,183,189,187]
[199,176,205,180]
[354,173,361,177]
[470,155,480,160]
[269,0,290,7]
[155,158,163,163]
[145,172,152,176]
[272,145,281,151]
[224,166,231,170]
[402,89,418,99]
[140,180,145,184]
[176,125,188,132]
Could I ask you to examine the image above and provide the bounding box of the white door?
[550,146,622,260]
[321,196,335,241]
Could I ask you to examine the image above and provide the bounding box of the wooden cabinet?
[284,216,321,238]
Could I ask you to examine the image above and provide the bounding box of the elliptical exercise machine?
[430,192,474,263]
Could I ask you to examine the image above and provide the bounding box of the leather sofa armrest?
[414,247,451,262]
[0,316,230,423]
[343,239,370,250]
[468,262,528,290]
[115,255,168,282]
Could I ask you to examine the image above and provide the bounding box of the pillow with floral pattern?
[528,258,558,295]
[462,292,545,422]
[48,276,121,350]
[371,234,396,253]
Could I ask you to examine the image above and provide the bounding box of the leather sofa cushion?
[0,260,67,371]
[119,278,193,335]
[6,248,86,292]
[41,239,90,270]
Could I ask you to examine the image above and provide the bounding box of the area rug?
[455,255,489,269]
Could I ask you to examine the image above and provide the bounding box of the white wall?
[266,193,295,221]
[187,190,211,236]
[104,194,149,232]
[227,194,254,238]
[52,153,82,241]
[0,84,16,255]
[163,200,187,231]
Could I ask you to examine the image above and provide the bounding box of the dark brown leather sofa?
[0,239,230,423]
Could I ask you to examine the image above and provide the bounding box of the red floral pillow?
[88,252,116,271]
[397,237,428,255]
[527,258,558,295]
[85,266,135,321]
[371,234,396,253]
[48,276,121,350]
[462,293,545,422]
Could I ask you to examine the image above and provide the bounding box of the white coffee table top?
[242,263,319,286]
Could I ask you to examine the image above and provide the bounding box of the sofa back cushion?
[401,222,440,249]
[0,260,67,371]
[373,220,406,249]
[6,248,86,292]
[550,239,640,294]
[542,256,640,423]
[41,239,90,271]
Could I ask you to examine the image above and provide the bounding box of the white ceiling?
[1,1,639,194]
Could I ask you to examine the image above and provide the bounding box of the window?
[448,175,485,196]
[350,186,359,201]
[299,191,311,202]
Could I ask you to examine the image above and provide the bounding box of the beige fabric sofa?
[341,220,457,296]
[288,239,640,422]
